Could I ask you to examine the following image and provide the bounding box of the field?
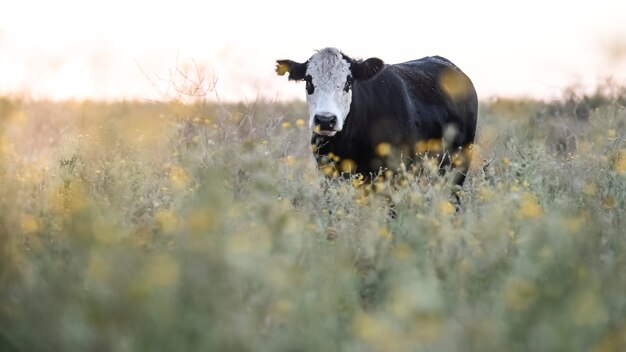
[0,87,625,351]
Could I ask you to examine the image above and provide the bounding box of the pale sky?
[1,0,625,102]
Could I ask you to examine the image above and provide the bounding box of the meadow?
[0,85,625,351]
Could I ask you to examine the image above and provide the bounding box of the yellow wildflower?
[375,143,391,156]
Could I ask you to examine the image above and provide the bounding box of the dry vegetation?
[0,85,625,351]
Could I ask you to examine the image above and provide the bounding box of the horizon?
[1,0,625,103]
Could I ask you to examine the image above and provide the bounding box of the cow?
[276,47,477,192]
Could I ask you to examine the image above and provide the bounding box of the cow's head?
[276,47,384,136]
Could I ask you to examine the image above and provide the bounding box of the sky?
[0,0,625,102]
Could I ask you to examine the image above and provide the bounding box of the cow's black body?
[311,56,477,185]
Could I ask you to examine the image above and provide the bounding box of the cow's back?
[393,56,477,148]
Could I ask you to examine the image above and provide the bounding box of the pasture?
[0,89,625,351]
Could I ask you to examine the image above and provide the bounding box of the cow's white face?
[276,47,384,137]
[303,48,353,136]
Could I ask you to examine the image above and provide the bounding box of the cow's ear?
[351,57,384,80]
[276,60,308,81]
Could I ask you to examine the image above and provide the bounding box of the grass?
[0,90,625,351]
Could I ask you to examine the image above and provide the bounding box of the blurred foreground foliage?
[0,87,625,351]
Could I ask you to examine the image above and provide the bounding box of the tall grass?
[0,91,624,351]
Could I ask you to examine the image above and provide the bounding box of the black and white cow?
[276,47,477,187]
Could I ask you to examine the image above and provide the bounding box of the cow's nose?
[314,114,337,129]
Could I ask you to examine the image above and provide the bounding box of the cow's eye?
[305,75,314,95]
[344,75,353,92]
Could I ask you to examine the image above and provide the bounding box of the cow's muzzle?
[314,114,338,134]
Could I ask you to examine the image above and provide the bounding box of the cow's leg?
[448,145,473,211]
[375,192,397,220]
